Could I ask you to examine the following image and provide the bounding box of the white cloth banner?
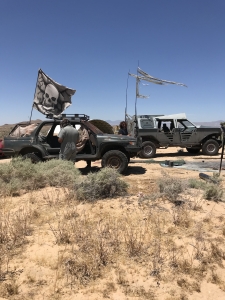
[33,69,76,117]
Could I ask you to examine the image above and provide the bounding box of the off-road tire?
[140,141,156,158]
[202,139,219,156]
[101,150,128,174]
[23,153,41,163]
[186,147,201,154]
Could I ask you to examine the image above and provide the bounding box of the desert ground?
[0,148,225,300]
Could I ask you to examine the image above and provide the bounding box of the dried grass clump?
[74,167,128,201]
[158,174,184,202]
[188,178,207,189]
[204,184,223,202]
[0,158,81,196]
[188,175,224,202]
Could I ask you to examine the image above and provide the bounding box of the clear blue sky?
[0,0,225,125]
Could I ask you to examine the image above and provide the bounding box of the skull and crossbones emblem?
[43,84,59,109]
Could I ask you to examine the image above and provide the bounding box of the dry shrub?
[188,178,207,190]
[124,225,146,257]
[177,278,201,293]
[65,256,101,286]
[188,176,223,202]
[37,159,80,188]
[74,167,128,201]
[0,207,32,250]
[125,286,156,299]
[171,206,192,228]
[158,174,184,202]
[204,184,223,201]
[0,207,33,285]
[0,158,81,196]
[208,243,225,264]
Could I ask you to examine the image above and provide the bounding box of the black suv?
[1,114,141,173]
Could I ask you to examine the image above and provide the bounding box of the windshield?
[178,120,196,128]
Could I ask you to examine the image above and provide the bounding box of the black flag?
[33,69,76,117]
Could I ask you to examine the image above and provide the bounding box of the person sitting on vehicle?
[162,123,170,132]
[76,125,89,152]
[118,121,128,135]
[76,124,91,168]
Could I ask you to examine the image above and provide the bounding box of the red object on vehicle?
[0,139,5,158]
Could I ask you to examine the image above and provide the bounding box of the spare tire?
[89,119,114,134]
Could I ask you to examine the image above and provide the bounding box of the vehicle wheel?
[140,141,156,158]
[186,147,201,154]
[202,139,219,156]
[126,154,130,163]
[101,150,128,174]
[22,153,42,163]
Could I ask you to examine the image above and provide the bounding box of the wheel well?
[141,138,159,147]
[201,136,220,145]
[101,145,127,157]
[19,147,42,158]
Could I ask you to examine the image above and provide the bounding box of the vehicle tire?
[22,153,42,163]
[126,154,130,163]
[202,139,219,156]
[101,150,128,174]
[139,141,156,158]
[186,147,201,154]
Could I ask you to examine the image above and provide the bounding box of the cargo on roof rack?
[46,113,90,121]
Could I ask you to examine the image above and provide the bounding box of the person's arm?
[58,129,64,143]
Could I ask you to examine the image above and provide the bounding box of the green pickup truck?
[126,113,222,158]
[1,114,141,173]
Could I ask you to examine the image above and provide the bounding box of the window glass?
[181,120,196,128]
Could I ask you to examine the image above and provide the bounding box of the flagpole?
[125,70,130,122]
[134,63,139,138]
[29,69,40,124]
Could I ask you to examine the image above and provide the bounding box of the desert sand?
[0,147,225,300]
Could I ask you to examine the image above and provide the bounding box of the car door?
[177,120,197,146]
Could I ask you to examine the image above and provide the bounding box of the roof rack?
[46,114,90,121]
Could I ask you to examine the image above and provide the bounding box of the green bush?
[74,167,128,201]
[0,158,81,196]
[36,159,81,187]
[188,178,207,190]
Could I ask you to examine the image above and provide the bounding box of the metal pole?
[219,127,225,176]
[125,71,129,122]
[29,69,40,124]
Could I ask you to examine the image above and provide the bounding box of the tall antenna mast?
[125,70,130,122]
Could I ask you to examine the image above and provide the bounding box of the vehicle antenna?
[125,70,130,122]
